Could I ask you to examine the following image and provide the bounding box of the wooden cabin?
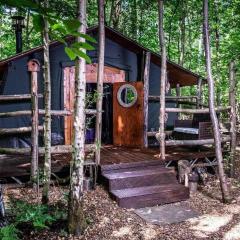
[0,26,228,208]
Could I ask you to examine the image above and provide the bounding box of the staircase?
[101,161,189,209]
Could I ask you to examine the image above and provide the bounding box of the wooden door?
[63,65,125,145]
[113,82,144,147]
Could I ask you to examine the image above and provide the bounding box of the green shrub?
[0,224,20,240]
[10,199,56,230]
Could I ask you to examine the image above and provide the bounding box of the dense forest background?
[0,0,239,106]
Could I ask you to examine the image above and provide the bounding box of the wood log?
[143,51,151,148]
[95,0,105,165]
[165,99,208,107]
[0,109,96,118]
[147,130,172,137]
[0,94,43,102]
[165,106,231,113]
[0,126,43,135]
[158,0,166,161]
[229,60,237,177]
[28,59,40,185]
[0,144,96,155]
[149,95,198,101]
[203,0,230,202]
[162,136,231,146]
[197,78,203,109]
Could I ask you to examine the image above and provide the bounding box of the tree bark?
[95,0,105,165]
[28,60,40,190]
[229,60,237,178]
[143,52,151,148]
[158,0,167,161]
[203,0,231,203]
[68,0,87,235]
[109,0,122,29]
[42,0,52,204]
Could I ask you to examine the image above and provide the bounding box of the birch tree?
[95,0,105,165]
[68,0,87,235]
[158,0,167,161]
[42,0,52,204]
[203,0,231,203]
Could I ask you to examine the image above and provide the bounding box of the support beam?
[165,106,230,113]
[229,60,237,178]
[149,95,198,101]
[197,77,203,109]
[0,144,96,155]
[95,0,105,165]
[0,94,43,102]
[158,0,166,161]
[163,136,231,146]
[143,51,151,148]
[28,59,40,184]
[0,126,43,135]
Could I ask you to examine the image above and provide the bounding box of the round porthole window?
[117,84,138,108]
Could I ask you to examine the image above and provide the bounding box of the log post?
[176,83,180,118]
[95,0,105,165]
[158,0,167,161]
[143,51,151,148]
[203,0,231,202]
[197,77,203,109]
[229,60,237,178]
[28,59,40,188]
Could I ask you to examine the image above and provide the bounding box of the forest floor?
[3,175,240,240]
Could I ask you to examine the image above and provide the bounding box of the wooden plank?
[149,95,198,101]
[113,82,144,147]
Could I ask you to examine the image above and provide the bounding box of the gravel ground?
[3,177,240,240]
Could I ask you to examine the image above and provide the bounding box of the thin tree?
[158,0,167,161]
[95,0,105,165]
[42,0,52,204]
[203,0,231,203]
[68,0,87,235]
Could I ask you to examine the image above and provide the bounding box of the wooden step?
[111,184,189,209]
[101,160,164,174]
[103,167,177,191]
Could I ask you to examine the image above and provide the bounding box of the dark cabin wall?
[0,35,177,147]
[148,62,177,131]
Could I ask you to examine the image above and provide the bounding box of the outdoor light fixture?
[11,16,25,54]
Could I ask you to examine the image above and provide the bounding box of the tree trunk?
[95,0,105,165]
[42,0,52,204]
[179,0,186,66]
[203,0,231,203]
[229,60,237,178]
[28,60,40,190]
[158,0,167,161]
[68,0,87,235]
[109,0,122,29]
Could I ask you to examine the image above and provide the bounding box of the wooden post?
[28,59,40,188]
[158,0,167,161]
[176,83,180,118]
[229,60,237,178]
[95,0,105,165]
[68,0,87,235]
[197,77,203,109]
[143,51,151,148]
[203,0,231,202]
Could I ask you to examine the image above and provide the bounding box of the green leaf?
[65,47,77,61]
[71,42,95,51]
[32,14,44,32]
[63,19,81,31]
[69,32,97,43]
[71,48,92,63]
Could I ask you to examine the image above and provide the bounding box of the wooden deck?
[0,145,217,178]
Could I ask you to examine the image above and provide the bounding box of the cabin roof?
[0,25,202,87]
